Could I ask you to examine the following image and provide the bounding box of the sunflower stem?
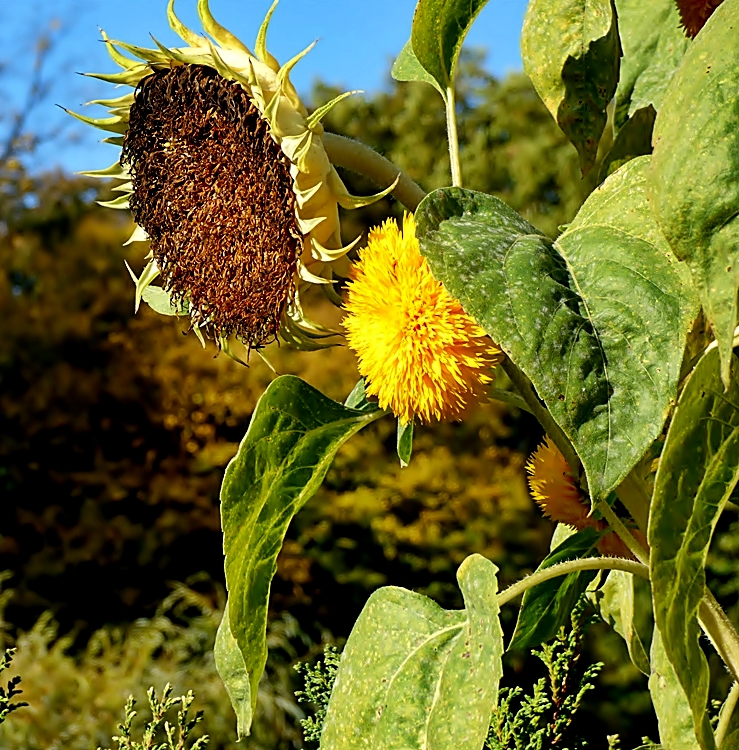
[322,133,427,212]
[595,499,648,565]
[497,556,649,608]
[501,357,582,479]
[444,86,463,188]
[716,681,739,747]
[700,589,739,684]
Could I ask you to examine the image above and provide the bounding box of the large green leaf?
[649,628,701,750]
[410,0,490,92]
[650,349,739,750]
[509,527,602,651]
[594,569,650,675]
[647,0,739,387]
[321,554,504,750]
[416,157,696,500]
[613,0,689,133]
[521,0,620,174]
[219,376,382,732]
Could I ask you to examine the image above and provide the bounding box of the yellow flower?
[526,437,590,528]
[343,214,502,424]
[68,0,393,351]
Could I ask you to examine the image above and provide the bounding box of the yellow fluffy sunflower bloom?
[526,437,647,559]
[67,0,394,352]
[343,213,502,425]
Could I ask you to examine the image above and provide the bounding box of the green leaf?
[598,104,656,183]
[397,418,413,468]
[416,157,697,501]
[647,0,739,387]
[521,0,621,174]
[613,0,689,133]
[410,0,490,92]
[509,527,602,651]
[649,349,739,750]
[321,554,504,750]
[220,376,382,731]
[649,627,701,750]
[594,569,650,675]
[391,39,444,96]
[214,606,252,739]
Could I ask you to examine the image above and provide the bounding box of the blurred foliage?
[0,580,309,750]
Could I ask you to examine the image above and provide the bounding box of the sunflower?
[675,0,724,37]
[343,213,502,425]
[68,0,394,351]
[526,437,647,559]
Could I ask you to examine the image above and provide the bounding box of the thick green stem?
[497,556,649,608]
[444,87,462,187]
[614,467,651,533]
[322,133,427,213]
[596,500,648,566]
[501,357,582,478]
[700,589,739,684]
[716,681,739,747]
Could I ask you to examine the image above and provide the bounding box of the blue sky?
[2,0,527,174]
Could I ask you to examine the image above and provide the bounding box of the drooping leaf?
[391,39,444,96]
[321,554,504,750]
[397,418,414,468]
[594,569,650,675]
[220,376,382,731]
[416,157,697,500]
[598,104,656,182]
[647,0,739,387]
[509,527,602,651]
[410,0,490,92]
[521,0,621,174]
[214,606,252,739]
[649,627,701,750]
[649,349,739,750]
[614,0,689,133]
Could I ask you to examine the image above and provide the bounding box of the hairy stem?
[700,589,739,684]
[444,87,462,187]
[716,681,739,748]
[614,466,651,533]
[596,500,648,565]
[501,357,582,478]
[497,557,649,608]
[322,133,427,213]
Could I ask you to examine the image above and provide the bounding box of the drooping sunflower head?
[343,213,502,425]
[70,0,394,351]
[675,0,724,37]
[526,437,590,528]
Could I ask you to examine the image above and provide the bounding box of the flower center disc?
[122,64,300,348]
